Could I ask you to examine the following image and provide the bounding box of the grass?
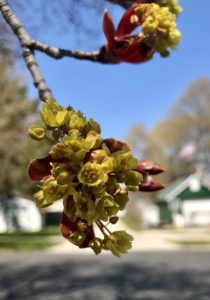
[0,226,61,251]
[121,215,142,231]
[0,226,60,237]
[170,240,210,247]
[0,240,58,251]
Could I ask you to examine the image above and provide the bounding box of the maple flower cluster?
[26,1,181,256]
[103,0,182,63]
[28,98,164,256]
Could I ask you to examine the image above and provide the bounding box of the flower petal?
[28,155,52,181]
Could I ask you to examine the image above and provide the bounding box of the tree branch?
[0,0,120,101]
[106,0,136,9]
[27,40,117,64]
[0,0,52,101]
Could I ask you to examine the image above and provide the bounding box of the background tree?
[127,78,210,187]
[0,58,49,200]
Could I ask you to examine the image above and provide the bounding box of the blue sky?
[25,1,210,140]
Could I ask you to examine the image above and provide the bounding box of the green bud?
[97,194,119,221]
[74,192,98,224]
[55,111,68,126]
[114,191,129,210]
[86,130,102,149]
[68,129,81,139]
[85,118,101,135]
[112,151,138,173]
[39,176,66,206]
[68,112,87,133]
[106,177,120,195]
[28,126,45,141]
[70,231,86,246]
[50,144,66,159]
[34,190,45,207]
[89,238,103,255]
[125,170,142,186]
[91,184,106,198]
[40,98,64,127]
[56,170,74,185]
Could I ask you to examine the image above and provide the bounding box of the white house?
[0,197,42,232]
[157,174,210,227]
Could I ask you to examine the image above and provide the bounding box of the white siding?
[182,200,210,226]
[0,197,42,232]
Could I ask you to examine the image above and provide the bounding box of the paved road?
[0,250,210,300]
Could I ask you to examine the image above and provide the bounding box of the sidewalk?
[49,222,195,254]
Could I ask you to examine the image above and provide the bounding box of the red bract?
[134,160,165,175]
[61,196,95,248]
[134,159,165,192]
[60,213,94,248]
[28,156,52,181]
[139,176,165,192]
[103,5,153,63]
[28,155,69,181]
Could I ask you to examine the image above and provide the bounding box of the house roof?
[156,174,207,203]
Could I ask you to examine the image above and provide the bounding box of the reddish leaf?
[139,177,165,192]
[28,155,52,181]
[103,10,116,48]
[103,138,129,153]
[60,211,95,249]
[60,213,78,239]
[134,160,165,175]
[115,42,153,63]
[102,4,154,64]
[116,5,140,38]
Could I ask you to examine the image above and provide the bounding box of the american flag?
[178,143,196,159]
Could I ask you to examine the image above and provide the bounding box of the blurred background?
[1,1,210,299]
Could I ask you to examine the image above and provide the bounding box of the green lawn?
[0,226,60,237]
[0,240,58,251]
[0,226,61,251]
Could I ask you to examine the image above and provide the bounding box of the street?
[0,250,210,300]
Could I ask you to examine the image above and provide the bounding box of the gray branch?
[0,0,119,102]
[28,40,117,64]
[106,0,136,9]
[0,0,52,101]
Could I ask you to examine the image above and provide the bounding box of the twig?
[0,0,120,101]
[0,0,52,101]
[107,0,135,9]
[28,40,116,64]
